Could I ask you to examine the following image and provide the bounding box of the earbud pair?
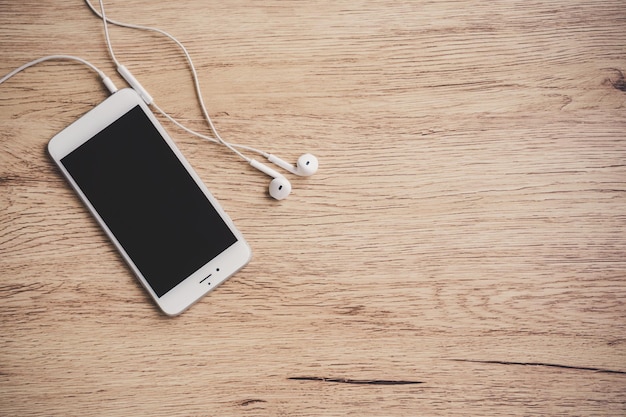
[85,0,319,202]
[250,153,318,200]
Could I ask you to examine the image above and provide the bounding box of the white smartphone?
[48,88,252,316]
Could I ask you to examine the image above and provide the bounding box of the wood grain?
[1,0,625,415]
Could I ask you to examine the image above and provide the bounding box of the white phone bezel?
[48,88,252,316]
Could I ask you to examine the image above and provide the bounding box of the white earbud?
[267,153,318,176]
[250,159,292,200]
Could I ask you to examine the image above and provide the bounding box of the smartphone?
[48,88,252,316]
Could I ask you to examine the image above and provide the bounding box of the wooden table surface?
[1,1,625,415]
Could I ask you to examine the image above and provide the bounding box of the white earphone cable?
[0,54,118,94]
[151,102,229,149]
[91,0,268,162]
[96,0,120,68]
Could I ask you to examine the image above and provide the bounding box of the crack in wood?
[288,376,424,385]
[239,399,267,407]
[450,359,626,375]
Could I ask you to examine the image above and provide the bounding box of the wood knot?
[604,68,626,92]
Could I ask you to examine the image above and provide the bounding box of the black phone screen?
[61,105,238,297]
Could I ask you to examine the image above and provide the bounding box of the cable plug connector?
[100,75,118,94]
